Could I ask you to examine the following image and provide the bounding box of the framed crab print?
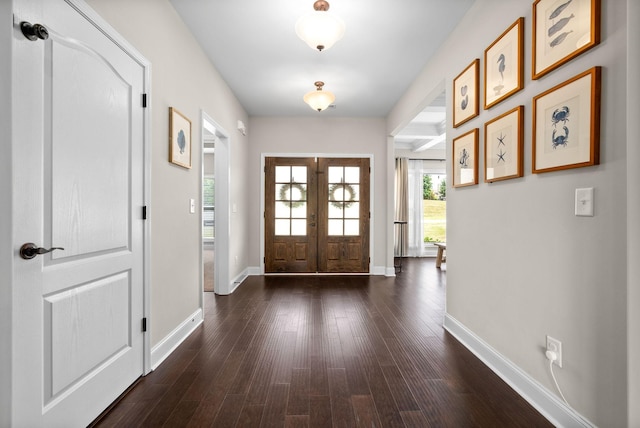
[453,59,479,128]
[532,67,600,174]
[484,18,524,109]
[532,0,601,80]
[452,128,479,188]
[169,107,192,169]
[484,106,524,182]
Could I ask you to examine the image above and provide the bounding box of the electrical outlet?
[546,335,563,368]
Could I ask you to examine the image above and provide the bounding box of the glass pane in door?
[274,166,308,236]
[327,166,360,236]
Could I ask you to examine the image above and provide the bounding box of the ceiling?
[169,0,474,154]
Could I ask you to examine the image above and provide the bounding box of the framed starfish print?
[484,106,524,182]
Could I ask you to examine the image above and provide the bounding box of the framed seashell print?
[452,128,479,188]
[453,59,479,128]
[169,107,192,169]
[532,67,600,173]
[484,18,524,109]
[532,0,601,80]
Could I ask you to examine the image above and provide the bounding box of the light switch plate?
[190,198,195,214]
[575,188,594,216]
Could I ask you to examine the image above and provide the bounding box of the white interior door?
[12,1,146,426]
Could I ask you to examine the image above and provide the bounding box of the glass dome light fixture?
[295,0,345,52]
[303,81,335,112]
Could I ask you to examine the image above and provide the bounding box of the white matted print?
[452,128,479,188]
[484,106,524,182]
[532,67,600,173]
[532,0,600,79]
[169,107,192,169]
[453,59,479,128]
[484,18,524,109]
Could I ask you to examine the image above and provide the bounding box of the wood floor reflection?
[93,258,552,427]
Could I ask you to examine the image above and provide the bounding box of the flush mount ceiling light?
[295,0,345,52]
[303,81,335,112]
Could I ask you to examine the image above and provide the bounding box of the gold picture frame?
[484,18,524,109]
[452,128,479,188]
[532,67,601,173]
[484,106,524,182]
[169,107,192,169]
[453,59,479,128]
[532,0,601,80]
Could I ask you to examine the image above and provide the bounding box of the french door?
[265,157,370,273]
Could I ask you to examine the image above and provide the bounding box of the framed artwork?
[532,0,601,80]
[484,106,524,182]
[169,107,192,169]
[452,128,479,188]
[453,59,479,128]
[484,18,524,109]
[532,67,600,173]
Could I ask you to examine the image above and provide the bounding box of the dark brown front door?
[265,157,370,273]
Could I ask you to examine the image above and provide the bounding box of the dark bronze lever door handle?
[19,243,64,260]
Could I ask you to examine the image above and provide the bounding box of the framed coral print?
[484,106,524,182]
[169,107,192,169]
[453,59,479,128]
[532,67,600,173]
[484,18,524,109]
[532,0,601,79]
[452,128,479,188]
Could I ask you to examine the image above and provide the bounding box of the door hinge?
[142,206,147,220]
[263,256,266,264]
[142,93,147,108]
[142,317,147,332]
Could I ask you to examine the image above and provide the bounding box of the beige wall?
[627,1,640,425]
[389,0,630,425]
[86,0,249,347]
[0,2,13,424]
[247,117,388,271]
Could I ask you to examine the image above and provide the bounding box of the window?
[422,173,446,243]
[203,176,215,240]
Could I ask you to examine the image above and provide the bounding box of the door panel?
[13,1,145,426]
[265,157,370,273]
[318,158,370,273]
[265,157,318,272]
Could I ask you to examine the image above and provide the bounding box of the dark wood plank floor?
[93,258,553,427]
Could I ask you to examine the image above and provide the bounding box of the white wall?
[247,117,388,272]
[0,2,12,424]
[86,0,250,347]
[389,0,628,426]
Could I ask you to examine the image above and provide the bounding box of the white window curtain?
[407,159,427,257]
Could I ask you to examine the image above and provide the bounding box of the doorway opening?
[203,128,215,292]
[201,112,230,295]
[393,82,447,259]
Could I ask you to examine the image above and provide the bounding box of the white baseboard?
[443,315,595,428]
[247,265,390,276]
[150,308,203,370]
